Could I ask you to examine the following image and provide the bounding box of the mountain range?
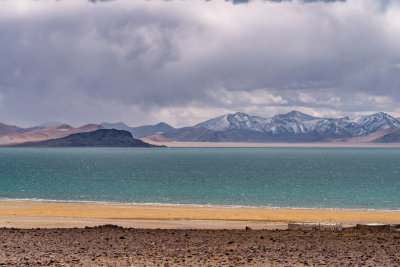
[2,110,400,145]
[162,111,400,142]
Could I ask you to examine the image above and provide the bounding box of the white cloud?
[0,0,399,126]
[208,88,287,106]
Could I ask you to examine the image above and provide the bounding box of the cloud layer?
[0,0,400,127]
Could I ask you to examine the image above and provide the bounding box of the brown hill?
[0,122,41,137]
[141,134,173,143]
[0,123,103,145]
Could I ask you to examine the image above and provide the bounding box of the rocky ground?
[0,225,399,266]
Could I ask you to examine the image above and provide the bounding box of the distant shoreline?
[3,140,400,148]
[142,140,400,148]
[1,200,400,229]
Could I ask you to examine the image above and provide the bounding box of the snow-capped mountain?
[194,112,269,132]
[264,111,319,135]
[181,111,400,142]
[352,112,400,134]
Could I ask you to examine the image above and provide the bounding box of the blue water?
[0,147,399,210]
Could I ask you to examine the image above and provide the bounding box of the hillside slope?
[0,124,102,145]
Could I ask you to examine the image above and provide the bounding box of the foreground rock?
[9,129,164,147]
[0,225,399,266]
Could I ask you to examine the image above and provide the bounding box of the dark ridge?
[8,129,165,148]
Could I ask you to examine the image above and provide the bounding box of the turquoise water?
[0,147,399,210]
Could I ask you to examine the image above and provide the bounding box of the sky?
[0,0,400,127]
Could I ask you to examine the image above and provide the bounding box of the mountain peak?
[228,112,253,121]
[356,112,393,120]
[233,111,250,116]
[286,110,309,116]
[369,112,391,118]
[355,112,398,123]
[155,122,172,127]
[273,110,318,122]
[354,112,400,132]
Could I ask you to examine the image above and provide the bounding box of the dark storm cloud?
[0,0,399,126]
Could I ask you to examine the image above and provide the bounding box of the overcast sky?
[0,0,399,127]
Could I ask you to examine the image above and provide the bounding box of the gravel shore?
[1,225,399,266]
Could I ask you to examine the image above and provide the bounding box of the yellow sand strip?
[1,200,400,229]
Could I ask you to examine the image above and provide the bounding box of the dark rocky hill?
[10,129,164,147]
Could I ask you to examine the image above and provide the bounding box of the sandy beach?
[1,200,400,266]
[1,200,400,229]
